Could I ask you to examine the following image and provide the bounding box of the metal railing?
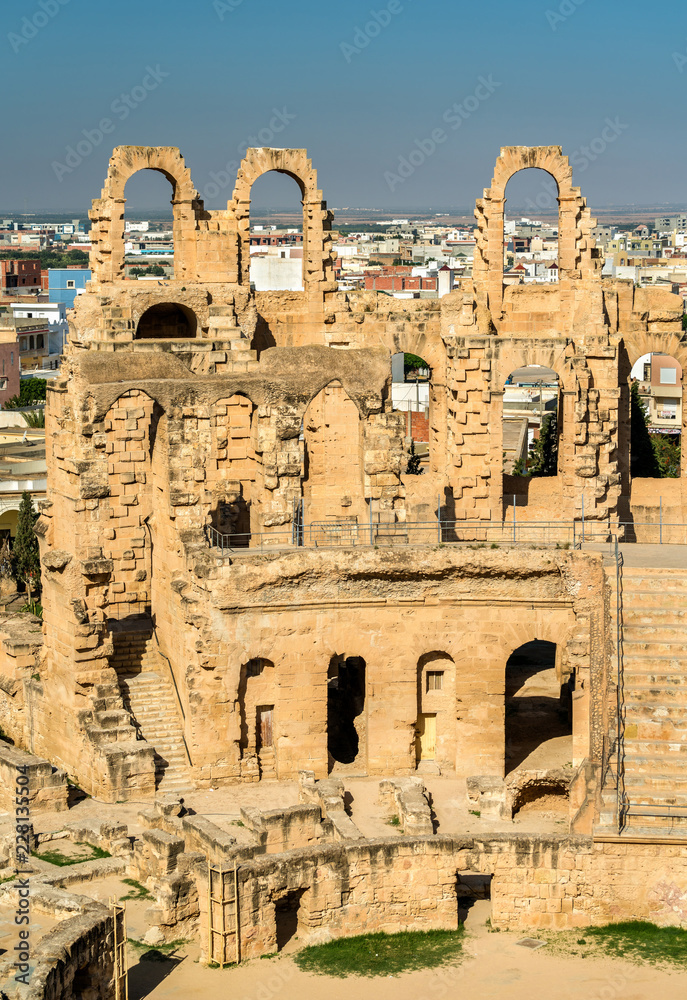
[205,519,591,554]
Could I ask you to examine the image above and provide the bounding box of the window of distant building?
[643,363,651,381]
[66,279,75,288]
[29,336,34,350]
[0,378,7,391]
[660,368,677,384]
[36,335,44,349]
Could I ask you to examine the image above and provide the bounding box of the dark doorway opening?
[456,873,492,926]
[505,640,571,773]
[327,655,366,771]
[275,889,305,952]
[136,302,196,339]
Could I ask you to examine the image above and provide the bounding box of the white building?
[10,302,68,359]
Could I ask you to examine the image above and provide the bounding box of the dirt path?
[127,926,687,1000]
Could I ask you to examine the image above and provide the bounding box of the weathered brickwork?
[0,142,682,808]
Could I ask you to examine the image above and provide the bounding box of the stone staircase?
[258,746,277,780]
[109,621,194,793]
[600,566,687,836]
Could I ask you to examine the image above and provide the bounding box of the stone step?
[624,608,687,625]
[624,740,687,763]
[625,701,687,720]
[613,591,687,610]
[623,641,687,656]
[623,624,687,642]
[623,654,687,671]
[623,683,687,700]
[625,718,687,740]
[624,772,687,793]
[622,670,687,686]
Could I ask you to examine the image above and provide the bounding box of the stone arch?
[416,651,455,772]
[102,388,163,619]
[89,146,202,283]
[302,379,367,533]
[135,302,198,339]
[474,146,602,318]
[230,148,334,299]
[504,637,571,775]
[207,393,259,545]
[237,657,278,779]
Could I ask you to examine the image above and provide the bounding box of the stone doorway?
[327,655,367,774]
[275,889,306,952]
[505,640,571,774]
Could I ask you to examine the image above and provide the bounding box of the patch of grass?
[293,928,465,978]
[120,878,153,901]
[485,919,500,933]
[387,815,401,827]
[32,841,111,867]
[230,820,245,828]
[549,921,687,967]
[469,809,481,817]
[490,542,499,549]
[0,874,16,885]
[128,938,188,960]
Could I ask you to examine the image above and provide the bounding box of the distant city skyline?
[3,0,686,212]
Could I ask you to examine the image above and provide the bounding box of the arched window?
[503,169,560,287]
[123,170,174,280]
[248,171,304,291]
[503,365,560,478]
[392,352,432,476]
[29,335,34,351]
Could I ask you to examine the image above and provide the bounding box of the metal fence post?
[512,494,516,544]
[437,494,442,543]
[369,503,374,547]
[581,494,585,544]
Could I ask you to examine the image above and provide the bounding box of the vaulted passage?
[327,655,366,773]
[136,302,197,339]
[505,640,571,774]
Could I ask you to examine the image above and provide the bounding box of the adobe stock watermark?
[213,0,245,20]
[340,0,413,63]
[199,107,296,202]
[7,0,71,54]
[14,763,33,988]
[545,0,587,31]
[522,117,629,212]
[384,75,502,192]
[51,66,170,182]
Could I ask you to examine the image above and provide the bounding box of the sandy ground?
[125,913,687,1000]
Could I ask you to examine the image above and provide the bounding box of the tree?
[630,380,660,477]
[406,440,423,475]
[652,433,681,478]
[13,492,41,602]
[3,377,47,410]
[528,413,558,477]
[20,409,45,428]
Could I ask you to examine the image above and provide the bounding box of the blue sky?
[4,0,687,212]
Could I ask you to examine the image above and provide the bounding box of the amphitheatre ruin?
[1,143,687,998]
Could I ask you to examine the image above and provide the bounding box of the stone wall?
[0,741,68,814]
[195,833,687,962]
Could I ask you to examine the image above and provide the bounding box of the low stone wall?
[197,837,458,963]
[0,879,117,1000]
[0,741,68,814]
[460,835,687,930]
[193,832,687,961]
[240,804,322,853]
